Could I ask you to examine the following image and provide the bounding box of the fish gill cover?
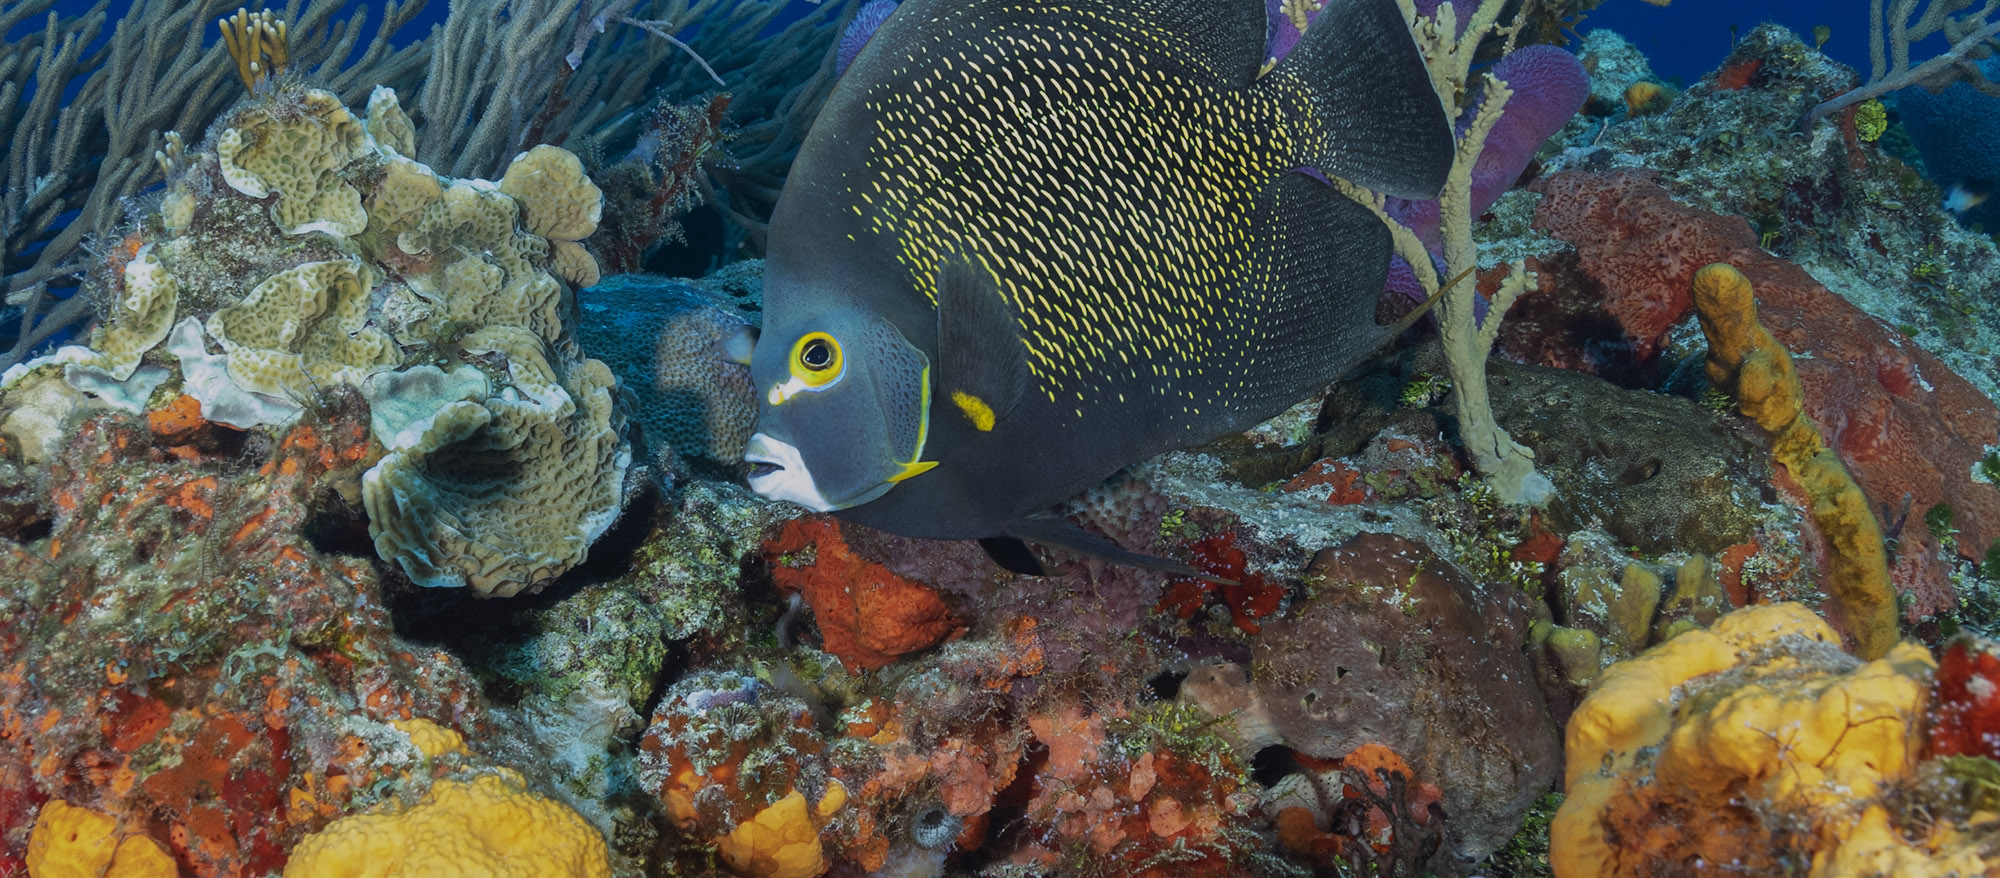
[1,1,2000,877]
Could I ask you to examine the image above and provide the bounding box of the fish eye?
[789,332,843,386]
[802,339,834,370]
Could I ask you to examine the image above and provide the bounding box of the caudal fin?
[1267,0,1453,200]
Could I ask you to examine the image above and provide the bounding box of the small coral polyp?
[0,82,624,596]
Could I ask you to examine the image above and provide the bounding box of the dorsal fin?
[1220,170,1400,420]
[936,252,1027,433]
[1269,0,1453,199]
[1125,0,1270,85]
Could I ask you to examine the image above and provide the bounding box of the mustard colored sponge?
[1554,603,1944,877]
[26,800,176,878]
[1692,262,1898,660]
[282,771,610,878]
[715,781,849,878]
[390,717,467,759]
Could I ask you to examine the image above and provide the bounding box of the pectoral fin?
[978,537,1047,576]
[936,253,1026,433]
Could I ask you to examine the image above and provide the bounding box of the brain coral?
[576,273,758,467]
[0,82,626,596]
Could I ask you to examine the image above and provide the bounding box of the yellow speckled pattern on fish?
[854,3,1317,426]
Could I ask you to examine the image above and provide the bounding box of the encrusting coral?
[1692,263,1898,659]
[0,81,628,597]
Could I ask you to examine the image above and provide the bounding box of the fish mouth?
[743,433,837,512]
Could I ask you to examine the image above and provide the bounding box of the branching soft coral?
[1800,0,2000,128]
[1323,0,1586,505]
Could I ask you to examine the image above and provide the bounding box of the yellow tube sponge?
[282,771,611,878]
[1553,603,1941,878]
[1691,263,1897,660]
[26,800,177,878]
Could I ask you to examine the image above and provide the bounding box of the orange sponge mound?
[283,770,610,878]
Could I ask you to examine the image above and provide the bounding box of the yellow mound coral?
[26,800,176,878]
[360,327,628,596]
[715,782,849,878]
[1553,602,1949,877]
[1692,263,1897,659]
[499,145,603,288]
[364,86,418,157]
[283,771,611,878]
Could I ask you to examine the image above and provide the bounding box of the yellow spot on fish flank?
[951,391,997,431]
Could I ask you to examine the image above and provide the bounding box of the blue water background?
[31,0,1923,89]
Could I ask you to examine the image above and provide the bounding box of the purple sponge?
[837,0,899,76]
[1388,43,1590,249]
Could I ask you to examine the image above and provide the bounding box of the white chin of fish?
[745,433,837,512]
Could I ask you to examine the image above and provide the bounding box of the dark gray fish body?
[747,0,1452,542]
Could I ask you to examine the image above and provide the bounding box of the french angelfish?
[746,0,1454,573]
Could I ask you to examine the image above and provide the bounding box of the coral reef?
[9,4,2000,878]
[0,406,542,875]
[1182,532,1561,861]
[1525,167,2000,627]
[0,0,433,370]
[0,83,630,597]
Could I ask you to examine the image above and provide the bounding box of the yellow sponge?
[390,717,467,758]
[26,800,177,878]
[714,782,848,878]
[1554,603,1940,878]
[1691,263,1897,660]
[283,771,610,878]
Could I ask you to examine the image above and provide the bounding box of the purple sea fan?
[838,0,899,75]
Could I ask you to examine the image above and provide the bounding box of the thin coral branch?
[614,15,725,86]
[1802,0,2000,128]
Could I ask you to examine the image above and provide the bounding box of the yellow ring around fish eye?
[790,332,843,386]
